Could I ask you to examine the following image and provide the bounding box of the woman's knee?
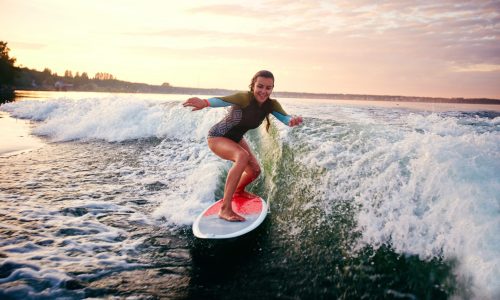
[253,165,261,178]
[235,149,250,164]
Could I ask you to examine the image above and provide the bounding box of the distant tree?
[161,82,171,87]
[64,70,73,78]
[81,72,89,80]
[75,72,80,78]
[94,72,115,80]
[0,41,17,85]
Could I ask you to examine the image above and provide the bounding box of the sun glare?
[1,0,499,98]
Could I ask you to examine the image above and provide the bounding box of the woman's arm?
[271,111,292,125]
[270,100,303,127]
[182,97,232,111]
[207,97,232,107]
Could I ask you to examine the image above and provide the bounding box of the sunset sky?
[1,0,499,98]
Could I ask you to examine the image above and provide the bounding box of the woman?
[183,70,303,222]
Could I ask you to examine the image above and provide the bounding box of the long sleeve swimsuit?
[207,91,292,142]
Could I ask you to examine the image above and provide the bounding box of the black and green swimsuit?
[207,92,292,142]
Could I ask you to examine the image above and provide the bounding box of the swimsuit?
[207,92,291,142]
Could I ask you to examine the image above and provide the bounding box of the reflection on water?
[0,87,15,104]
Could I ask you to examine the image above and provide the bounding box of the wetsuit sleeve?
[207,97,232,107]
[272,111,292,125]
[219,92,251,107]
[270,100,292,126]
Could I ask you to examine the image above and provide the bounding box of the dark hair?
[249,70,275,132]
[249,70,275,91]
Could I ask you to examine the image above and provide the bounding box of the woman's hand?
[182,97,208,111]
[289,116,303,127]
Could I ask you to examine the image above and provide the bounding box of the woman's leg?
[207,137,249,221]
[235,138,261,198]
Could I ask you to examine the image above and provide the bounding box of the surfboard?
[192,195,268,239]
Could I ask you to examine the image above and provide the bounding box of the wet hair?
[249,70,274,91]
[249,70,275,132]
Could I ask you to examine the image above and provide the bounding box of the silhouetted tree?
[0,41,16,85]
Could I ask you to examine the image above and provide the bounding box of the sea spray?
[149,140,225,225]
[1,96,226,142]
[296,110,500,298]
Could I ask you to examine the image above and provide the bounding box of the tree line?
[0,41,16,99]
[0,40,217,100]
[1,40,167,99]
[15,66,119,91]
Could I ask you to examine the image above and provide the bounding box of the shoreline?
[10,87,500,105]
[276,96,500,113]
[309,98,500,112]
[0,111,45,157]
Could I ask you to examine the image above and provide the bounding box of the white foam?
[142,138,226,225]
[2,93,228,226]
[1,96,225,142]
[0,259,81,298]
[297,111,500,298]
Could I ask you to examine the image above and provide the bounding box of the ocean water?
[0,91,499,299]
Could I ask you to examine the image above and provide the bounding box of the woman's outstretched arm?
[270,100,303,127]
[182,97,231,111]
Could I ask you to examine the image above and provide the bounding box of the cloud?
[10,41,46,50]
[187,4,262,18]
[136,0,500,73]
[126,1,500,73]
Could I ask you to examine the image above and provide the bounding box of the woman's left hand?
[182,97,208,111]
[289,116,303,127]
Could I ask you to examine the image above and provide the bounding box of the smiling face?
[252,76,274,104]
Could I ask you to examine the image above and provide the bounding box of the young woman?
[183,70,303,222]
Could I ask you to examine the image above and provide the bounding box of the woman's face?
[253,76,274,103]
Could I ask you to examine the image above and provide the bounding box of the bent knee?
[253,165,262,178]
[235,149,250,164]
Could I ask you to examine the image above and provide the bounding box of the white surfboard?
[192,195,268,239]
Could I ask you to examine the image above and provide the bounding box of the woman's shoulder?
[268,97,279,104]
[220,91,252,107]
[267,98,287,115]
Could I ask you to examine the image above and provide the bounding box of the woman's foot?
[219,209,246,222]
[234,190,258,199]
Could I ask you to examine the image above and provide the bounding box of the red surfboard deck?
[192,195,268,239]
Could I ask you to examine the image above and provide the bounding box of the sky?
[1,0,500,98]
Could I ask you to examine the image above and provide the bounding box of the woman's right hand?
[182,97,208,111]
[289,115,303,127]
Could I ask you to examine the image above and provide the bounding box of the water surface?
[1,91,499,299]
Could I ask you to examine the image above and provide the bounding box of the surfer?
[183,70,303,222]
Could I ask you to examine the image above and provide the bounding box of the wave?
[293,111,500,298]
[0,96,226,142]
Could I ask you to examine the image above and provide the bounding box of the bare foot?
[219,209,246,222]
[234,190,258,199]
